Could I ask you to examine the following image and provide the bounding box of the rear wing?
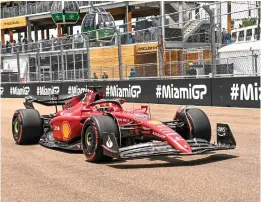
[23,93,85,112]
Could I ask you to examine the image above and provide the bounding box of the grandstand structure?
[0,1,260,82]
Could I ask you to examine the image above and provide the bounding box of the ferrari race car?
[12,86,236,163]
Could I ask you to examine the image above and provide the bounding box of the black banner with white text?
[157,78,211,106]
[0,77,260,108]
[211,77,260,108]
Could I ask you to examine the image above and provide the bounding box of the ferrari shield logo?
[62,121,71,139]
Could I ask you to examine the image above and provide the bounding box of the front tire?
[12,109,43,145]
[175,107,211,142]
[81,115,119,163]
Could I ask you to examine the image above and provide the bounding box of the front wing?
[118,139,235,159]
[102,123,237,160]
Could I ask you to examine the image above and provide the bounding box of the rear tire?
[12,109,43,145]
[81,115,119,163]
[175,107,211,142]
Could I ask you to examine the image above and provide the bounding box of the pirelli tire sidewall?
[12,109,43,145]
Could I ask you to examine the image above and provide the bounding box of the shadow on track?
[107,154,238,169]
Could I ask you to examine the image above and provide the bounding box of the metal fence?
[1,2,53,19]
[1,1,261,83]
[2,53,259,83]
[0,1,113,19]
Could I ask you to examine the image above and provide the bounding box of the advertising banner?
[1,83,35,98]
[135,42,158,53]
[1,17,27,29]
[211,77,260,108]
[111,80,158,103]
[60,80,119,97]
[35,82,63,96]
[1,76,259,108]
[157,78,211,106]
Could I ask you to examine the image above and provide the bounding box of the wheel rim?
[84,127,96,155]
[12,117,20,140]
[14,121,19,133]
[86,132,92,146]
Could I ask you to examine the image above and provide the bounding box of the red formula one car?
[12,86,236,163]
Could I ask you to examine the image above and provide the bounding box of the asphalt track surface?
[1,98,260,202]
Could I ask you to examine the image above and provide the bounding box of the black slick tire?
[12,109,43,145]
[176,107,211,142]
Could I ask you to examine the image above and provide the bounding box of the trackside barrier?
[0,76,260,108]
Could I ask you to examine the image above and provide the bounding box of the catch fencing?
[0,1,112,19]
[1,1,261,83]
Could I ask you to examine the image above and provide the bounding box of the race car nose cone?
[183,146,192,154]
[177,143,192,154]
[166,136,192,154]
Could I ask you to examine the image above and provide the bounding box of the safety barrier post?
[117,30,123,80]
[203,5,216,77]
[86,34,91,80]
[16,46,20,83]
[36,44,41,82]
[157,16,163,79]
[60,39,65,81]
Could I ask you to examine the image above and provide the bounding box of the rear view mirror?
[119,99,125,104]
[141,105,148,112]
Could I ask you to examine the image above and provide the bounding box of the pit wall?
[0,76,260,108]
